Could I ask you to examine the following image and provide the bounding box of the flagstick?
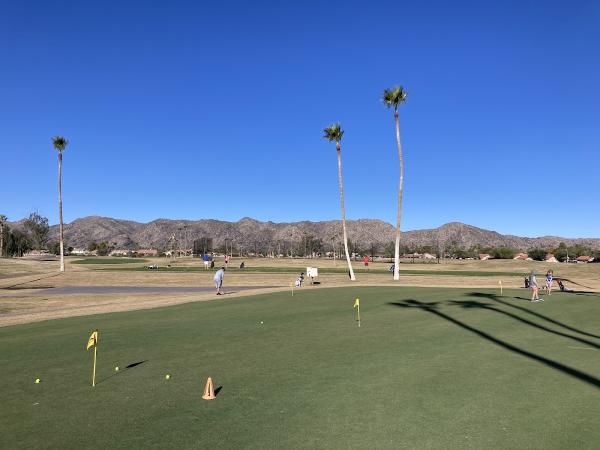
[499,280,503,295]
[92,346,97,387]
[357,304,361,327]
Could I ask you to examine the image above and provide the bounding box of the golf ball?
[35,378,40,384]
[260,321,264,324]
[115,366,119,372]
[165,374,171,380]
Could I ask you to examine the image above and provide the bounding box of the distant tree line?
[0,211,77,258]
[438,241,599,262]
[0,212,52,257]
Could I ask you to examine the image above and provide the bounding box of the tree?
[0,215,6,257]
[52,136,69,272]
[48,241,61,255]
[23,212,49,249]
[96,242,111,256]
[527,248,546,261]
[323,123,356,281]
[4,227,31,257]
[554,242,568,262]
[493,246,516,259]
[383,86,408,281]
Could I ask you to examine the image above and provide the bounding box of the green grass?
[95,265,525,277]
[71,258,149,265]
[1,287,599,449]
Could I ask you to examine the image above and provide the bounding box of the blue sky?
[1,0,598,237]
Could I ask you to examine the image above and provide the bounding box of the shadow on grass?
[125,360,148,369]
[468,292,600,339]
[3,285,54,290]
[96,360,148,384]
[388,300,600,389]
[214,386,223,396]
[447,300,600,350]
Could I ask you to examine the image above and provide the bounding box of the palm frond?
[52,136,69,151]
[323,123,344,142]
[382,86,408,110]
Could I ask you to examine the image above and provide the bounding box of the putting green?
[1,287,599,449]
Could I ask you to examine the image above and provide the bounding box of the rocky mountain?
[34,216,600,252]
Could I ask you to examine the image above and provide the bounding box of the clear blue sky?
[1,0,598,237]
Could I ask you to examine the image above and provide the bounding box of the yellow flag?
[86,330,98,350]
[353,298,360,309]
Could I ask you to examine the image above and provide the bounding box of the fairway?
[1,286,599,449]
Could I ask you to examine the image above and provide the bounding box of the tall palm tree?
[323,123,356,281]
[0,215,6,257]
[52,136,69,272]
[383,86,408,281]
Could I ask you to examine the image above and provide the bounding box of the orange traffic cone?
[202,377,215,400]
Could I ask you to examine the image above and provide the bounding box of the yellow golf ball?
[165,374,171,380]
[115,366,119,372]
[35,378,40,384]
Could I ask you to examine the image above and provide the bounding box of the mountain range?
[26,216,600,252]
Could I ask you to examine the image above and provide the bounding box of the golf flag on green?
[86,330,98,387]
[354,298,360,327]
[86,330,98,350]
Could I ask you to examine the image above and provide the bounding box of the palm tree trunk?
[393,110,403,281]
[58,152,65,272]
[337,143,356,281]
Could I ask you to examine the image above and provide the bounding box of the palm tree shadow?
[389,300,600,389]
[572,292,599,297]
[468,292,600,340]
[447,300,600,350]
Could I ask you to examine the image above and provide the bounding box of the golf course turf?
[1,286,599,449]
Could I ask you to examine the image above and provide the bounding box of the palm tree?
[0,215,6,257]
[383,86,408,281]
[323,123,356,281]
[52,136,69,272]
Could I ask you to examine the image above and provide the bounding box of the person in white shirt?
[214,267,225,295]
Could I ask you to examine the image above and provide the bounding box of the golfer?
[203,253,210,270]
[545,270,553,295]
[530,271,541,302]
[214,266,225,295]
